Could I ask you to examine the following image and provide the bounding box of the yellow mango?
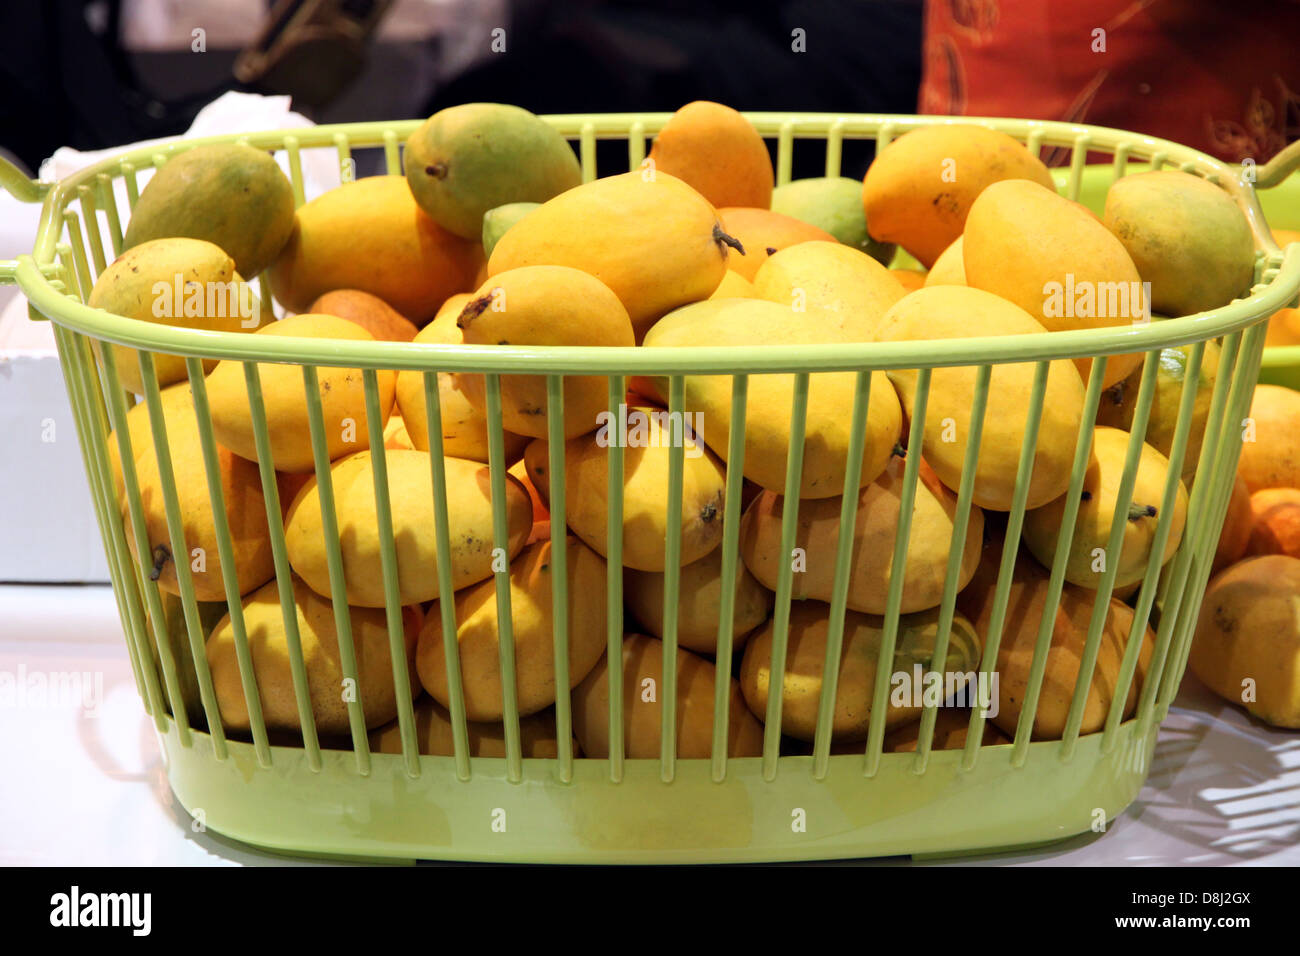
[308,289,419,342]
[368,699,570,757]
[1191,555,1300,728]
[642,298,902,498]
[862,125,1055,267]
[876,286,1085,511]
[205,313,396,473]
[623,547,773,654]
[739,601,983,742]
[206,576,419,735]
[1022,427,1188,589]
[106,380,195,506]
[268,175,482,324]
[123,382,274,601]
[488,170,735,338]
[956,543,1154,740]
[284,449,531,607]
[394,310,529,462]
[571,634,764,759]
[964,179,1145,387]
[739,454,984,615]
[415,536,608,720]
[1096,340,1220,487]
[646,100,774,209]
[716,206,836,280]
[752,240,907,339]
[456,266,636,438]
[924,236,965,286]
[521,403,728,572]
[1104,170,1255,317]
[709,270,757,299]
[88,238,261,395]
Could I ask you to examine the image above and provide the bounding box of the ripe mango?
[739,454,984,615]
[862,124,1054,267]
[521,404,728,572]
[268,176,481,324]
[623,547,773,654]
[308,289,418,342]
[571,634,763,759]
[1022,427,1188,589]
[481,201,539,259]
[964,179,1145,387]
[1096,340,1220,486]
[957,543,1154,740]
[394,315,529,461]
[488,170,735,339]
[415,537,608,721]
[647,100,774,209]
[770,175,895,264]
[715,206,835,280]
[106,380,195,506]
[875,286,1085,511]
[739,601,983,742]
[205,313,396,473]
[709,270,757,299]
[368,698,569,757]
[206,576,419,735]
[456,266,636,438]
[121,381,275,601]
[1213,475,1253,574]
[924,236,965,287]
[284,449,531,607]
[752,240,907,339]
[1103,170,1255,317]
[884,707,1011,752]
[124,143,295,278]
[1192,555,1300,727]
[405,103,581,239]
[642,298,903,498]
[1236,385,1300,493]
[89,238,260,395]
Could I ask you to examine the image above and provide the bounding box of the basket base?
[157,717,1157,864]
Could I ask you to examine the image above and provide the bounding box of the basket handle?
[0,155,53,286]
[1254,139,1300,190]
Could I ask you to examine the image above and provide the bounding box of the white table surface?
[2,583,1296,867]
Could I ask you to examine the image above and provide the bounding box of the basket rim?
[11,111,1300,374]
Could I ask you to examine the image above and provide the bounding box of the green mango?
[123,143,295,278]
[481,202,539,259]
[405,103,581,239]
[770,176,895,265]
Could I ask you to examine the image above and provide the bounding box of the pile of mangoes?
[94,100,1288,759]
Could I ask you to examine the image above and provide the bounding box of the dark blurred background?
[0,0,924,180]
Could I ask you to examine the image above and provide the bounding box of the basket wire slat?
[1,112,1297,862]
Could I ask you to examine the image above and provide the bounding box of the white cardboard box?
[0,294,111,582]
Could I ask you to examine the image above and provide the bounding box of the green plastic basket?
[3,113,1298,864]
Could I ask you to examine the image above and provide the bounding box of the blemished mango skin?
[862,124,1055,268]
[487,171,733,339]
[875,286,1086,512]
[715,206,836,280]
[268,175,482,325]
[963,178,1145,388]
[647,100,774,210]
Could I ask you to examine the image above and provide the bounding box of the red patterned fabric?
[919,0,1300,164]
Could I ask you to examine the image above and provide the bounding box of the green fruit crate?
[2,113,1298,865]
